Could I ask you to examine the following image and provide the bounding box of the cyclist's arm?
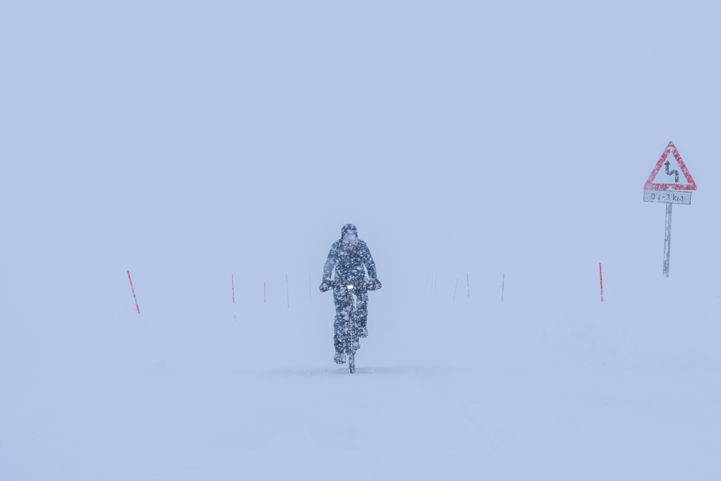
[322,244,339,281]
[361,244,378,280]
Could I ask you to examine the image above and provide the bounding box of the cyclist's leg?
[332,286,346,354]
[355,289,369,332]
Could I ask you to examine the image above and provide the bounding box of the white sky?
[3,2,720,312]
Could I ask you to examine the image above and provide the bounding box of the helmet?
[341,224,357,237]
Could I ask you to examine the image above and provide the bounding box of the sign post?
[663,202,672,276]
[643,141,697,277]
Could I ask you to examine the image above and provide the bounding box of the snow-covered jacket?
[322,239,378,285]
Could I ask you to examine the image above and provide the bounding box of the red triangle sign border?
[644,141,697,191]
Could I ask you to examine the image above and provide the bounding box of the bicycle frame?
[327,281,362,373]
[324,279,378,374]
[340,283,359,374]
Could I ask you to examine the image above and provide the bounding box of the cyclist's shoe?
[334,352,346,364]
[359,326,368,338]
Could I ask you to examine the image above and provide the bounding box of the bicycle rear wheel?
[348,351,355,373]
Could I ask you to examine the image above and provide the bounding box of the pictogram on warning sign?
[644,141,697,191]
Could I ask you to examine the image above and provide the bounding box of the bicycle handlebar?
[324,279,381,291]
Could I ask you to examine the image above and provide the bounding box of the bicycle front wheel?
[348,351,355,373]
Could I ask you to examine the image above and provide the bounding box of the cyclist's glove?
[319,280,333,292]
[367,278,382,291]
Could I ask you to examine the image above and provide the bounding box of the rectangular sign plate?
[643,190,692,205]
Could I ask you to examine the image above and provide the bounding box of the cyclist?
[319,224,382,364]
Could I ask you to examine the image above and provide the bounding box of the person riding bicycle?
[319,224,382,364]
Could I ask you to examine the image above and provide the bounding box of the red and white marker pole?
[232,274,235,304]
[127,270,140,314]
[599,262,604,303]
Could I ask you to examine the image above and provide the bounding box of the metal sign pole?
[663,202,672,277]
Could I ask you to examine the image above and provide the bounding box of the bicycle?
[326,279,380,374]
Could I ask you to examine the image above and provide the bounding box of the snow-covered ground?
[3,270,719,480]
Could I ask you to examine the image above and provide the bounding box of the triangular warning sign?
[644,141,697,191]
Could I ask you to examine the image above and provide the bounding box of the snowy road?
[3,294,719,481]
